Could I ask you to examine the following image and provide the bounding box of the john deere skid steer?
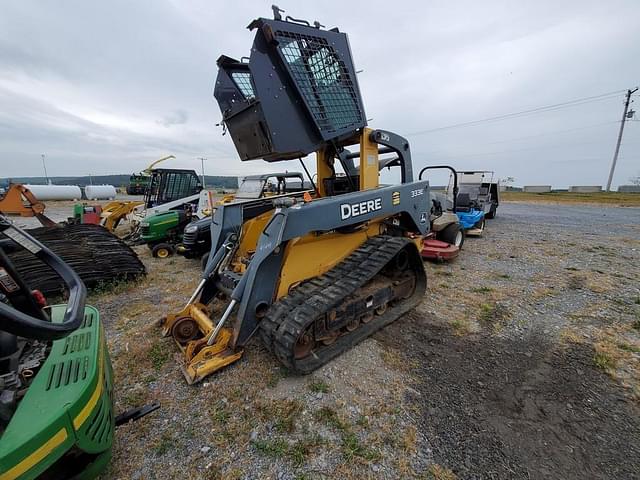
[162,7,433,383]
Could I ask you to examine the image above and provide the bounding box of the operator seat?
[456,193,472,212]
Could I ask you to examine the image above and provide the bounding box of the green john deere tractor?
[0,215,114,479]
[139,208,194,258]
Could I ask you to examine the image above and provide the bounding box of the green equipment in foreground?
[0,215,158,479]
[0,215,114,479]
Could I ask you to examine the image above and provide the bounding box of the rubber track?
[260,235,426,373]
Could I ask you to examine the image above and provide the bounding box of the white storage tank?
[25,184,82,201]
[523,185,552,193]
[85,185,117,200]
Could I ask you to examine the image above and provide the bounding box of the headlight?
[185,224,198,234]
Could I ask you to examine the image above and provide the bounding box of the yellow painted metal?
[233,210,273,267]
[182,328,243,384]
[359,127,380,191]
[99,201,143,232]
[315,148,334,197]
[162,303,213,337]
[275,221,385,299]
[72,333,105,429]
[144,155,176,173]
[0,428,68,480]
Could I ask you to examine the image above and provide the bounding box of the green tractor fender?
[139,210,185,244]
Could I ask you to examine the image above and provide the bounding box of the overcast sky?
[1,0,639,187]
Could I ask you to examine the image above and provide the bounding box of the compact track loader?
[162,8,433,383]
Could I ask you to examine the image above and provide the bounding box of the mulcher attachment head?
[214,13,367,161]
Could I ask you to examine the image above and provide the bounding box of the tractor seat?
[456,193,472,212]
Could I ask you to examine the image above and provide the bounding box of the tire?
[486,203,497,219]
[152,243,175,258]
[474,218,486,232]
[200,251,210,270]
[438,223,465,249]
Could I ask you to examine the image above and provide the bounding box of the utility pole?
[41,154,49,184]
[606,87,638,191]
[197,157,207,187]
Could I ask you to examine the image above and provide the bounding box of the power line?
[406,89,625,136]
[413,120,621,158]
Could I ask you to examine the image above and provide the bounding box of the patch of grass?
[122,387,147,407]
[594,351,617,371]
[478,302,511,326]
[356,414,369,427]
[211,402,230,423]
[267,367,289,388]
[148,341,170,370]
[288,435,322,466]
[402,425,417,453]
[471,286,493,293]
[341,431,381,462]
[255,399,302,433]
[618,343,640,353]
[381,347,409,371]
[253,435,322,467]
[314,406,346,431]
[253,438,288,458]
[434,270,453,276]
[450,317,471,336]
[425,464,458,480]
[501,191,640,207]
[307,380,330,393]
[153,431,173,456]
[567,274,586,290]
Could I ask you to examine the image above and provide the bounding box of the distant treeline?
[0,175,239,189]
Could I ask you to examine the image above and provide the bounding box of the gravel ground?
[379,202,640,479]
[76,201,640,479]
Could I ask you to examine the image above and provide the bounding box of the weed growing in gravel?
[253,438,288,457]
[307,380,330,393]
[471,286,493,293]
[451,317,471,336]
[496,273,511,279]
[478,302,511,327]
[567,274,587,290]
[152,431,174,456]
[252,435,322,466]
[618,343,640,353]
[148,341,170,370]
[425,464,458,480]
[633,320,640,331]
[341,431,381,462]
[267,366,289,387]
[315,406,346,430]
[594,350,617,371]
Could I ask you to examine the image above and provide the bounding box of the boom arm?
[143,155,176,174]
[0,184,56,227]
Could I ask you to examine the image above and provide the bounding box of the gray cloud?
[0,0,639,187]
[158,109,189,127]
